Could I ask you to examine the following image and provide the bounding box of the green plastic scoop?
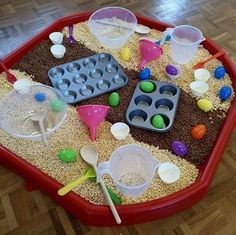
[58,168,96,196]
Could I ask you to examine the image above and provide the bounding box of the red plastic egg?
[191,124,206,140]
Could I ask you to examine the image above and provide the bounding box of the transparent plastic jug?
[97,144,161,197]
[160,25,205,64]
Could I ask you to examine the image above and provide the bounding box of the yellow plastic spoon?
[58,168,96,196]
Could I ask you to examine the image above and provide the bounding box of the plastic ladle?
[30,109,48,146]
[192,50,225,69]
[80,145,121,224]
[58,168,96,196]
[0,59,17,84]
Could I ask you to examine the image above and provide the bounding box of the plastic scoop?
[30,109,48,146]
[68,25,75,44]
[192,50,225,69]
[139,39,163,70]
[80,145,121,224]
[76,105,110,142]
[0,59,17,84]
[110,122,130,140]
[58,168,96,196]
[50,45,66,58]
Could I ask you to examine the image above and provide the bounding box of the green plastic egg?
[58,148,77,163]
[151,115,165,129]
[140,81,155,93]
[50,99,65,112]
[108,92,120,107]
[197,99,213,112]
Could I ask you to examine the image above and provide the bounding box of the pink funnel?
[139,39,163,70]
[76,105,110,142]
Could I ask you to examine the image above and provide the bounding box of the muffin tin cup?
[126,80,181,132]
[48,53,128,104]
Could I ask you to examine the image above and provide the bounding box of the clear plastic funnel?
[76,105,110,142]
[139,39,163,70]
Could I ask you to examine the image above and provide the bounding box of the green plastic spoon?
[58,167,96,196]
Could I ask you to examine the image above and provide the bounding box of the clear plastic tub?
[88,7,137,49]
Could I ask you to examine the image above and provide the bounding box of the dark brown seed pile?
[13,40,225,166]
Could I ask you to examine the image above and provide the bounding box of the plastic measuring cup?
[97,144,161,197]
[160,25,205,64]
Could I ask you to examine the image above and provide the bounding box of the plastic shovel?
[192,50,225,69]
[58,168,96,196]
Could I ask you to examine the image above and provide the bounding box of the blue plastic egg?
[165,35,171,41]
[214,66,225,79]
[219,86,232,101]
[139,68,151,80]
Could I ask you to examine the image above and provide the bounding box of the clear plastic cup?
[97,144,161,197]
[161,25,205,64]
[190,80,209,97]
[88,7,137,49]
[49,32,63,44]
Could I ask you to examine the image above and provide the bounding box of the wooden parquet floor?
[0,0,236,234]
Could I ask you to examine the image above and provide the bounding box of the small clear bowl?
[0,84,67,142]
[88,7,137,49]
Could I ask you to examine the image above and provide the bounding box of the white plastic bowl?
[110,122,130,140]
[194,68,211,82]
[88,7,137,49]
[49,32,63,44]
[190,80,209,97]
[50,45,66,58]
[158,162,180,184]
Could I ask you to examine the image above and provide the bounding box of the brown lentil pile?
[12,40,226,165]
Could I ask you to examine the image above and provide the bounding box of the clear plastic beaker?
[97,144,161,197]
[161,25,205,64]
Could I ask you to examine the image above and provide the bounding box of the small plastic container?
[194,68,211,82]
[165,64,181,80]
[13,79,32,94]
[50,45,66,58]
[97,144,161,197]
[49,32,63,44]
[190,80,209,97]
[110,122,130,140]
[88,7,137,49]
[158,162,180,184]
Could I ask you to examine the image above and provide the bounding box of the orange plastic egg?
[191,124,206,140]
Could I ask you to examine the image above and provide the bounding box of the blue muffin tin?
[48,53,128,104]
[126,80,181,132]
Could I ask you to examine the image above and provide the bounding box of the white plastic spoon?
[80,145,121,224]
[30,109,48,146]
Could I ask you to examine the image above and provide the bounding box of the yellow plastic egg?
[197,99,213,112]
[120,47,131,61]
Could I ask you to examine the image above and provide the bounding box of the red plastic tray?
[0,12,236,226]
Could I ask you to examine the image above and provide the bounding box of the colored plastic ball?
[219,86,232,101]
[171,141,188,157]
[151,115,165,129]
[191,124,206,140]
[214,66,225,79]
[50,99,65,112]
[34,92,46,102]
[58,148,77,163]
[108,92,120,107]
[166,64,178,76]
[139,68,151,80]
[140,81,155,93]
